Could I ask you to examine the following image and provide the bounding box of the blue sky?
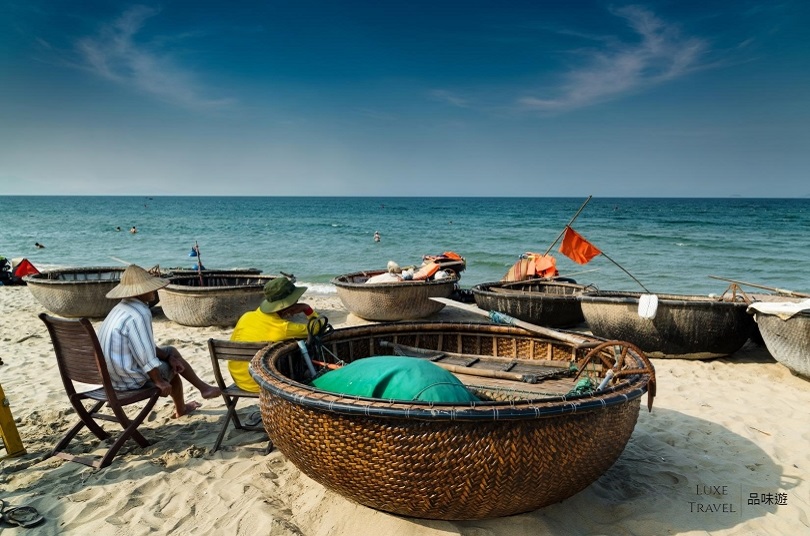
[1,1,808,197]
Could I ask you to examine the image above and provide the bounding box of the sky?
[1,1,808,197]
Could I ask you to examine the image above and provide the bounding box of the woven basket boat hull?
[332,270,458,321]
[472,279,588,328]
[159,274,278,327]
[24,267,125,318]
[580,291,756,359]
[252,322,654,519]
[753,312,810,379]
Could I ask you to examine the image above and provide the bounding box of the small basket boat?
[24,267,125,318]
[332,270,459,321]
[748,301,810,379]
[471,278,591,328]
[159,274,278,327]
[251,321,655,519]
[579,291,757,359]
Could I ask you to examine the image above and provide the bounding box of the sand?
[1,285,808,535]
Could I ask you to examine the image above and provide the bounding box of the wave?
[301,282,337,295]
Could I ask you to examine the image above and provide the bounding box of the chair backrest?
[39,313,109,389]
[208,339,268,388]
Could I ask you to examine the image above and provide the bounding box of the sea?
[1,196,808,296]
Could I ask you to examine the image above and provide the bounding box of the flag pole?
[543,195,593,257]
[599,251,651,293]
[194,241,203,286]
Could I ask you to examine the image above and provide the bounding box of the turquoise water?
[1,196,808,295]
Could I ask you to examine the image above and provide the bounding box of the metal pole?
[543,195,593,257]
[600,251,650,293]
[195,241,203,286]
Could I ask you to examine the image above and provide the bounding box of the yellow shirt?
[228,308,318,392]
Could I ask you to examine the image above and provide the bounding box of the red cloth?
[12,259,40,278]
[529,255,557,277]
[559,227,601,265]
[501,253,557,281]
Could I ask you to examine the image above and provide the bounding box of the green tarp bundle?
[311,356,479,403]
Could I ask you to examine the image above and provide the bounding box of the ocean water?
[1,196,808,296]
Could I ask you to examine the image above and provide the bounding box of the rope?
[306,316,343,369]
[411,382,475,401]
[566,377,596,397]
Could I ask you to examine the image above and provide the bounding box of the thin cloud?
[429,89,472,109]
[75,5,234,111]
[520,5,706,112]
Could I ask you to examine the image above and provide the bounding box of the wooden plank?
[453,372,578,396]
[380,341,571,368]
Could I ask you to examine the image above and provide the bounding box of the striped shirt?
[98,298,162,390]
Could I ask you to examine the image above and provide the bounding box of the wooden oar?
[428,362,542,384]
[431,297,597,348]
[708,276,810,298]
[380,341,572,369]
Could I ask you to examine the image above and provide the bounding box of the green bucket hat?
[260,277,307,313]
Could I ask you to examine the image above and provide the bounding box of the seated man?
[98,264,220,418]
[229,277,318,392]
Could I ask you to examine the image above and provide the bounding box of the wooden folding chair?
[208,339,272,452]
[39,313,162,469]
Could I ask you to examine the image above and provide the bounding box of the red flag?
[559,226,601,264]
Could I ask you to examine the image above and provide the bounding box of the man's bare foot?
[173,400,202,419]
[200,385,221,400]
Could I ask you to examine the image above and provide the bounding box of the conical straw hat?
[106,264,169,299]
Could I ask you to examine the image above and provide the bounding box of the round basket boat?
[24,267,125,318]
[251,322,655,519]
[751,309,810,379]
[159,274,278,327]
[331,270,459,321]
[579,291,757,359]
[472,279,590,328]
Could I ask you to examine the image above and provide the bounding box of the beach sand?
[1,286,808,535]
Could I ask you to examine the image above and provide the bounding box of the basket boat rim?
[163,274,278,293]
[475,278,588,289]
[472,279,589,298]
[580,290,749,306]
[23,266,125,285]
[252,321,651,421]
[331,269,459,289]
[754,310,810,320]
[163,268,262,276]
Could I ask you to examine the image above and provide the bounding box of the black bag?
[0,257,22,285]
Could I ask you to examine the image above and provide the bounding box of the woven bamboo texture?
[25,267,125,318]
[472,279,588,328]
[332,270,459,321]
[580,291,757,359]
[159,274,277,327]
[252,321,655,519]
[754,312,810,378]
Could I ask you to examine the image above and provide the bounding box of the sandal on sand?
[0,499,45,528]
[244,411,263,429]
